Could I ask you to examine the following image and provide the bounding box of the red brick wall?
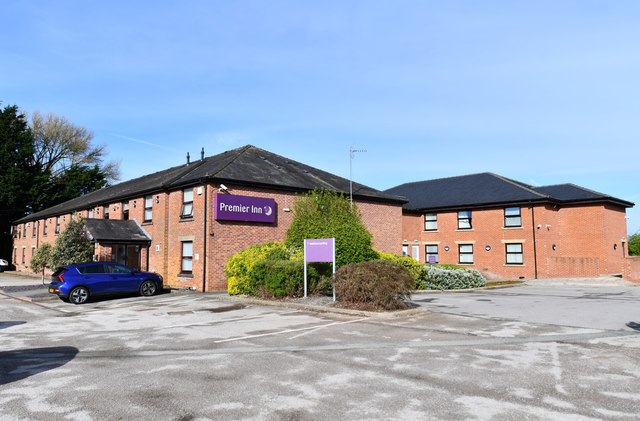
[626,256,640,282]
[400,202,630,280]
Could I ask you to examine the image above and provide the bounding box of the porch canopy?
[83,219,151,244]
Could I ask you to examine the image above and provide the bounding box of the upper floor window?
[88,209,94,218]
[123,202,129,220]
[104,206,110,220]
[144,195,153,222]
[55,216,61,234]
[504,207,522,227]
[424,213,437,231]
[458,244,474,264]
[458,210,472,229]
[506,243,523,264]
[181,188,194,218]
[43,220,48,236]
[32,222,37,237]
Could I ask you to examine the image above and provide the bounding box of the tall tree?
[629,233,640,256]
[31,110,119,182]
[0,104,37,261]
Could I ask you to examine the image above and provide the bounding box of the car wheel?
[69,286,89,304]
[139,280,157,297]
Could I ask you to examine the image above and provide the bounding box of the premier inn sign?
[214,193,277,223]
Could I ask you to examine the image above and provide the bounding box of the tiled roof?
[84,219,151,243]
[385,172,634,211]
[17,145,404,223]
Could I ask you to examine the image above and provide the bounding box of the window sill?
[504,264,525,267]
[178,272,193,278]
[503,226,523,230]
[423,230,439,233]
[142,221,153,226]
[179,217,194,223]
[455,229,474,232]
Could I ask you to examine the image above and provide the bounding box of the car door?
[79,263,108,293]
[107,263,139,292]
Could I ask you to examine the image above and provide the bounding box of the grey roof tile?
[385,172,633,211]
[17,145,404,223]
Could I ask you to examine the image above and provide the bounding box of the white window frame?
[458,244,474,264]
[424,213,437,231]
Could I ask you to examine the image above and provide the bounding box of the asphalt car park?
[1,273,639,420]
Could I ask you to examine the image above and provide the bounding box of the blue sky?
[2,1,639,234]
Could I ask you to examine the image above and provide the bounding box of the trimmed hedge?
[249,259,318,298]
[226,242,289,295]
[375,251,425,285]
[334,260,414,311]
[420,265,486,290]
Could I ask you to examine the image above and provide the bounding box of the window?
[123,202,129,220]
[23,223,27,237]
[181,241,193,273]
[144,195,153,222]
[458,244,474,264]
[21,247,26,264]
[506,243,523,264]
[55,216,61,234]
[425,245,439,263]
[458,210,472,229]
[504,207,522,227]
[32,222,37,237]
[104,206,110,220]
[43,220,48,236]
[181,188,194,218]
[88,209,94,218]
[402,245,409,256]
[424,213,437,231]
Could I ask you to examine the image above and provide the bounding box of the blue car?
[49,262,164,304]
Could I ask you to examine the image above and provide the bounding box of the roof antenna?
[201,147,205,160]
[186,152,190,165]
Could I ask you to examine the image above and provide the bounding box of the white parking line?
[214,318,368,344]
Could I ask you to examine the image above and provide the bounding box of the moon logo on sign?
[264,206,272,216]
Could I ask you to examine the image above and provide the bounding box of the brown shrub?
[334,260,414,311]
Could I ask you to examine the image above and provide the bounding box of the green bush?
[285,189,377,267]
[420,265,486,290]
[226,242,289,295]
[30,242,53,273]
[249,259,318,298]
[375,251,426,286]
[334,260,414,311]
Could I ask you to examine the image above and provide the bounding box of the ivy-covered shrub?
[226,242,289,295]
[249,259,318,298]
[375,251,426,286]
[420,265,486,290]
[334,260,414,311]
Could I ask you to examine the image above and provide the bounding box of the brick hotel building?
[11,145,404,291]
[11,147,638,287]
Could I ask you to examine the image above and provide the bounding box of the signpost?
[303,238,336,300]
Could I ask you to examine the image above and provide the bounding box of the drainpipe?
[202,182,208,293]
[530,204,538,279]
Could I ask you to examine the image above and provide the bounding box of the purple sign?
[304,238,335,263]
[214,194,276,223]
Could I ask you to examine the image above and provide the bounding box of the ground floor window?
[458,244,474,264]
[506,243,523,264]
[181,241,193,273]
[402,244,408,256]
[425,244,438,263]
